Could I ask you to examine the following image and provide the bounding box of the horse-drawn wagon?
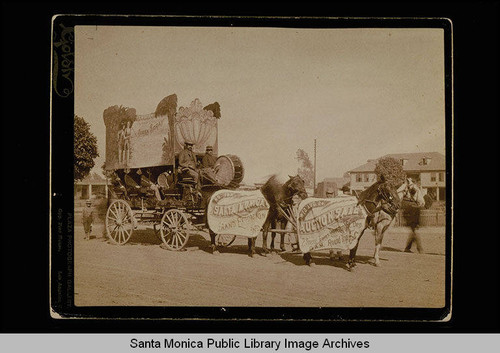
[103,94,244,250]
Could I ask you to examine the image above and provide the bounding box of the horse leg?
[348,216,370,269]
[348,226,367,270]
[269,218,277,252]
[303,252,314,266]
[209,230,219,255]
[248,237,255,257]
[373,222,390,266]
[261,214,273,255]
[279,220,286,252]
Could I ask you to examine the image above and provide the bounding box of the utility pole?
[313,139,317,195]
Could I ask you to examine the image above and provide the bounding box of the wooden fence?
[394,209,446,227]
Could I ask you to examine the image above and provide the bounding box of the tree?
[74,115,99,181]
[296,149,314,188]
[374,157,406,188]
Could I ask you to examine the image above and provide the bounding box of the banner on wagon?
[207,189,270,238]
[297,196,367,253]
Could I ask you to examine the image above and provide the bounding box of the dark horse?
[250,175,308,257]
[348,178,424,269]
[205,175,307,257]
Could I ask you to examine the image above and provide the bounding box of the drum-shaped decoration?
[214,154,244,188]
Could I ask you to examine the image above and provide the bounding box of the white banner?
[297,196,367,253]
[207,189,269,238]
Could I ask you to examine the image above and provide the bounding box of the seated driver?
[200,145,217,183]
[178,141,200,190]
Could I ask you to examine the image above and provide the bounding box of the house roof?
[320,177,350,187]
[349,152,445,173]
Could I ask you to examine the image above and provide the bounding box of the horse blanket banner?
[207,189,270,238]
[297,196,367,253]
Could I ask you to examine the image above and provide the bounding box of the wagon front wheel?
[160,209,192,251]
[106,199,134,245]
[215,234,236,248]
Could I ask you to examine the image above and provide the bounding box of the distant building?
[315,177,350,198]
[348,152,446,201]
[74,172,109,202]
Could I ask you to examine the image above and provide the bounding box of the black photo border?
[2,1,498,335]
[50,15,453,324]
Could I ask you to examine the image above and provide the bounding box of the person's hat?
[86,200,92,205]
[326,188,334,195]
[206,145,213,151]
[184,141,194,146]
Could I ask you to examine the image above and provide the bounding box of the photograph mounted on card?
[50,15,452,322]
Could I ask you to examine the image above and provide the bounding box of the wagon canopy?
[103,94,220,170]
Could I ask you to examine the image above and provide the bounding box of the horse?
[249,175,308,257]
[348,178,424,269]
[205,175,307,257]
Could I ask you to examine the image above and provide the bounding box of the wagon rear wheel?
[160,209,192,251]
[215,234,236,248]
[106,199,134,245]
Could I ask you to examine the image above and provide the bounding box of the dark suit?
[202,153,217,168]
[178,148,199,186]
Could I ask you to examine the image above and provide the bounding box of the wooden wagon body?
[102,95,243,250]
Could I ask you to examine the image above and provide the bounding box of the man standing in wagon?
[82,199,94,240]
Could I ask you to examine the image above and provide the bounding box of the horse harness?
[359,184,400,218]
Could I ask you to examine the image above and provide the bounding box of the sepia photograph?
[55,18,451,318]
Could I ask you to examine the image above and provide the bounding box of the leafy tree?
[374,157,406,188]
[296,149,314,188]
[74,115,99,181]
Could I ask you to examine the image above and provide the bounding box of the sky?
[75,26,445,185]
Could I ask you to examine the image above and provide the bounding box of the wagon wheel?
[215,234,236,248]
[160,209,192,251]
[106,199,134,245]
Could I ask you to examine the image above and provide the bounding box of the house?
[74,172,109,205]
[315,177,350,198]
[348,152,446,201]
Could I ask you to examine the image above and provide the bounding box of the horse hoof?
[279,247,286,253]
[374,261,381,267]
[308,262,316,267]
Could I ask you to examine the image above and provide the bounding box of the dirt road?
[74,223,446,308]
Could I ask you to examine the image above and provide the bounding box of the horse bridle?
[373,184,400,217]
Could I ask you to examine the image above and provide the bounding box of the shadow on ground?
[381,246,404,252]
